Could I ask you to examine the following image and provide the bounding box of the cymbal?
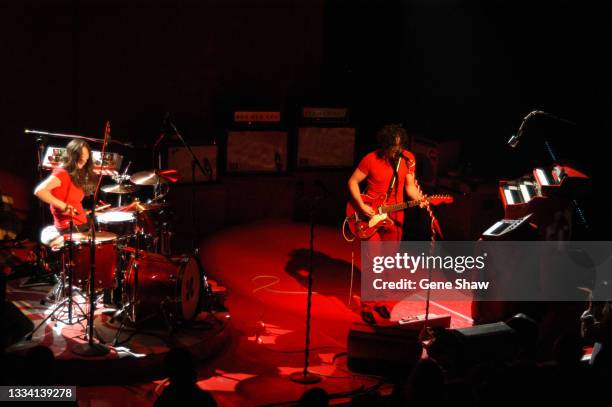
[117,199,169,213]
[101,184,137,194]
[140,202,169,211]
[130,170,169,186]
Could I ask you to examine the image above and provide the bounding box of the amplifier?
[427,322,519,370]
[301,107,349,122]
[409,137,460,187]
[297,127,355,168]
[347,322,423,375]
[435,177,502,240]
[233,111,281,123]
[226,131,288,173]
[167,145,218,183]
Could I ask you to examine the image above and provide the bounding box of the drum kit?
[29,168,214,346]
[24,124,223,355]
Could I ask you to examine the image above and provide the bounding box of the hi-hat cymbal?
[101,184,137,194]
[130,170,169,186]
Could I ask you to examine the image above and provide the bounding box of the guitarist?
[347,124,426,323]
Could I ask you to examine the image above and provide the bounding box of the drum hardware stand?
[158,300,177,335]
[72,122,112,357]
[25,219,87,340]
[194,254,217,313]
[111,231,156,345]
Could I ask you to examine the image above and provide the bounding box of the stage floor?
[5,219,474,405]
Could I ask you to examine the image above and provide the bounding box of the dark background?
[1,0,609,241]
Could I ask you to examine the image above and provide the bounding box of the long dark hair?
[376,124,409,159]
[63,139,96,194]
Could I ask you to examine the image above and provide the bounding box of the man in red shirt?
[35,139,96,246]
[348,124,425,323]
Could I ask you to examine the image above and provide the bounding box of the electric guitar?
[345,193,453,240]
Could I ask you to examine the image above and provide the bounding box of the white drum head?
[97,211,135,224]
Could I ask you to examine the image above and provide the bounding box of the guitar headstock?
[425,194,454,205]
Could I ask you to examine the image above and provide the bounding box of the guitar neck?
[381,199,420,214]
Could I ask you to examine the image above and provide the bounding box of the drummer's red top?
[50,167,88,229]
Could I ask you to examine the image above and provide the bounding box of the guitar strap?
[385,155,403,202]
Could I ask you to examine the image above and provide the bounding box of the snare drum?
[97,211,136,237]
[67,231,117,289]
[124,251,203,323]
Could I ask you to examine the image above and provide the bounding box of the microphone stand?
[25,129,133,148]
[73,122,112,357]
[152,114,169,170]
[290,188,324,384]
[508,111,588,232]
[167,119,208,253]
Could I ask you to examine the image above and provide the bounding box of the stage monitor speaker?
[297,127,355,168]
[410,137,460,188]
[427,322,519,370]
[167,145,218,183]
[226,131,288,173]
[347,322,422,375]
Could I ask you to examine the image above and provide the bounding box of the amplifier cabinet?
[226,131,288,173]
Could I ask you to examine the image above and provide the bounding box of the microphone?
[508,110,545,148]
[395,150,413,163]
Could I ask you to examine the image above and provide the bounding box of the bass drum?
[124,251,204,323]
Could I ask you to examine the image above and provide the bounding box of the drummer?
[34,139,96,248]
